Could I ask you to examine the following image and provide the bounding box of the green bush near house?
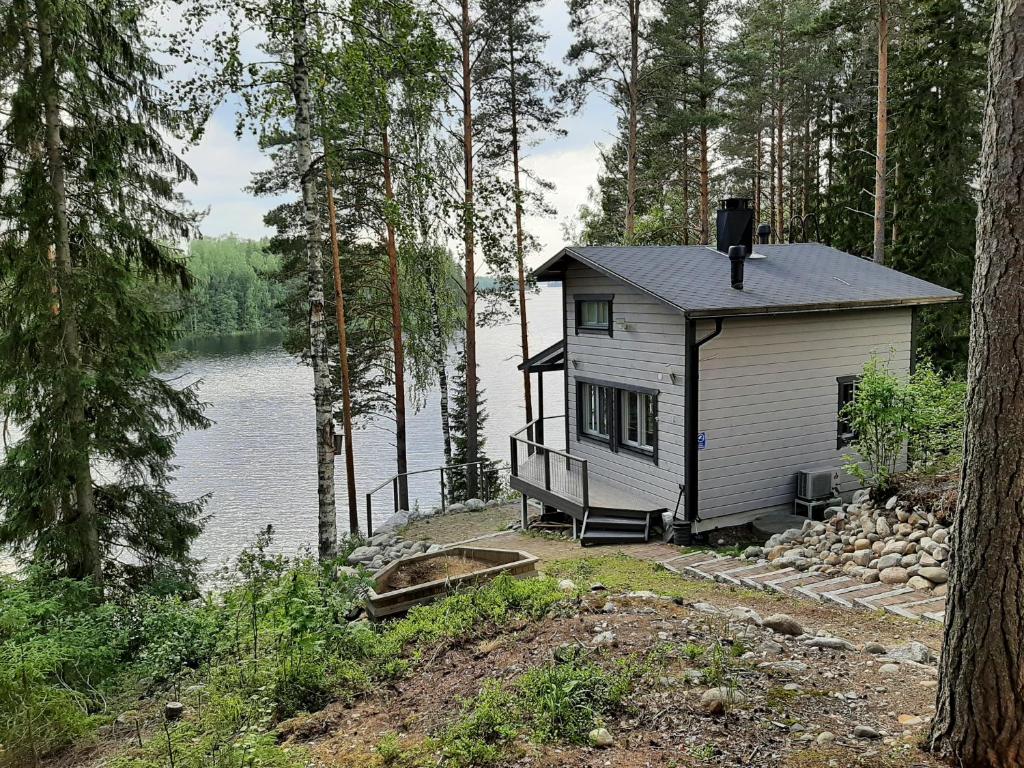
[841,356,966,490]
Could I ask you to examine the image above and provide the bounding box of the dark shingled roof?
[535,243,961,318]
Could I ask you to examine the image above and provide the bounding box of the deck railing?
[510,416,589,510]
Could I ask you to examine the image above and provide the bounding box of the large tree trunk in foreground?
[36,2,102,586]
[931,2,1024,763]
[460,0,480,498]
[292,0,337,560]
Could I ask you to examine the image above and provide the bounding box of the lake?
[170,286,565,567]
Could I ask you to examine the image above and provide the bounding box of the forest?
[179,237,287,338]
[1,0,1022,764]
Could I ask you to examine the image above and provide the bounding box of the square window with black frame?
[580,382,612,441]
[837,375,860,448]
[574,295,613,335]
[619,389,656,454]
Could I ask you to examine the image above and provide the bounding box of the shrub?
[842,356,966,490]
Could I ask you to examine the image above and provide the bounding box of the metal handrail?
[511,415,575,459]
[363,460,508,537]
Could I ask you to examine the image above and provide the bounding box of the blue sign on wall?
[697,431,707,450]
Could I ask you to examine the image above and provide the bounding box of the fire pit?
[366,546,539,619]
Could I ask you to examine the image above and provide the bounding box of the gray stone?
[876,517,892,537]
[933,546,949,563]
[700,686,747,715]
[854,724,881,739]
[886,495,899,510]
[907,576,933,591]
[852,549,874,567]
[761,613,805,637]
[464,498,486,511]
[881,540,910,556]
[446,502,467,514]
[558,579,577,591]
[348,545,382,564]
[862,642,887,654]
[931,528,948,545]
[726,606,763,626]
[878,663,901,676]
[879,566,910,585]
[742,545,765,560]
[816,731,836,745]
[601,601,617,613]
[805,636,856,651]
[876,553,902,570]
[589,728,614,747]
[888,641,934,664]
[852,488,871,504]
[919,566,949,584]
[593,630,617,647]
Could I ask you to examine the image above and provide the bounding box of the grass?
[545,555,702,599]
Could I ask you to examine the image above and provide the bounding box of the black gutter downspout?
[683,317,724,527]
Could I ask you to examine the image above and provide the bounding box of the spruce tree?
[448,348,499,503]
[0,0,208,589]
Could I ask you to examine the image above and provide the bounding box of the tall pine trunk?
[509,35,533,426]
[291,0,337,560]
[460,0,479,498]
[932,2,1024,763]
[325,169,359,534]
[382,126,409,510]
[697,17,710,245]
[681,132,691,244]
[625,0,640,239]
[36,2,101,586]
[872,0,889,264]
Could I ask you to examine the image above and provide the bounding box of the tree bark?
[509,32,533,426]
[774,22,785,242]
[625,0,640,239]
[36,1,102,587]
[291,0,337,560]
[872,0,889,264]
[460,0,479,497]
[424,269,454,486]
[381,126,409,511]
[697,17,710,245]
[681,132,691,245]
[931,2,1024,763]
[325,168,358,535]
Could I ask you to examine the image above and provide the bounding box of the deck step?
[581,529,648,545]
[584,514,648,531]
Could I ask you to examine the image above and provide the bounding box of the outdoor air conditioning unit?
[796,468,837,501]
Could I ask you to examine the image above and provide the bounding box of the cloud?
[522,143,602,262]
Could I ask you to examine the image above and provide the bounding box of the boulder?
[348,545,381,564]
[888,641,934,664]
[726,606,763,626]
[879,567,910,585]
[589,728,614,747]
[805,636,855,651]
[742,545,764,560]
[907,576,933,591]
[919,567,948,584]
[875,553,902,570]
[464,498,486,511]
[761,614,805,637]
[700,686,747,715]
[854,724,881,739]
[876,517,892,537]
[862,642,887,654]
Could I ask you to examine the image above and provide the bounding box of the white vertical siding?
[695,309,913,520]
[564,263,687,510]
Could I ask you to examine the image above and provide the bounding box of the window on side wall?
[619,389,656,455]
[837,375,860,448]
[579,382,611,443]
[575,295,613,336]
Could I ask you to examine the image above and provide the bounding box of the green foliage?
[178,237,287,338]
[0,0,209,587]
[842,356,966,489]
[448,348,503,501]
[546,555,704,600]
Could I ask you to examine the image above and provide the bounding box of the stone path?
[656,551,946,624]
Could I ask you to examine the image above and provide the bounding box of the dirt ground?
[282,590,945,768]
[277,506,948,767]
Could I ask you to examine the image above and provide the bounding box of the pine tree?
[447,347,500,503]
[476,0,564,425]
[0,0,209,589]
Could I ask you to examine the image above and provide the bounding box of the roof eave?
[685,294,962,319]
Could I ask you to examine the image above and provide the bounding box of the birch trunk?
[36,3,102,586]
[932,2,1024,763]
[873,0,889,264]
[460,0,479,497]
[292,0,336,559]
[381,126,409,510]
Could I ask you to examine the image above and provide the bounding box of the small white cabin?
[509,201,960,545]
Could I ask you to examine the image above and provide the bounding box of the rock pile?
[744,490,951,594]
[346,531,444,573]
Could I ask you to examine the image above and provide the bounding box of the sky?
[175,0,617,271]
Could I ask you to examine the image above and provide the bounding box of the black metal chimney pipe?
[729,245,745,290]
[716,198,753,255]
[757,223,771,244]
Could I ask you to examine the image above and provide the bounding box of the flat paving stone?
[859,589,924,609]
[795,576,861,601]
[889,597,947,619]
[822,581,903,608]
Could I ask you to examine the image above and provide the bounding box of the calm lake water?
[171,286,565,567]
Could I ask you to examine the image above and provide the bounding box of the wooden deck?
[512,451,665,516]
